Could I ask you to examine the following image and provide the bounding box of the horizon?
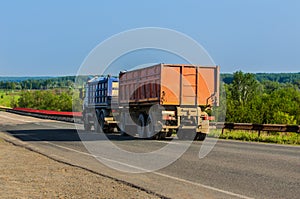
[0,69,300,77]
[0,70,299,79]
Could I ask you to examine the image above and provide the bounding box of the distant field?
[0,90,20,108]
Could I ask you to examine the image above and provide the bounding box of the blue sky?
[0,0,299,76]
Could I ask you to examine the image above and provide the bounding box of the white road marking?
[157,140,181,145]
[153,172,254,199]
[21,132,253,199]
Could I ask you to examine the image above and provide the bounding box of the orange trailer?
[118,64,219,140]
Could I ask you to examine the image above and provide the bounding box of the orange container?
[119,64,219,106]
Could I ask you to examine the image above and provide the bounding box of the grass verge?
[209,129,300,145]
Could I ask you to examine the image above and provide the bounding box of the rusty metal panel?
[161,66,180,105]
[119,64,161,104]
[197,66,220,106]
[161,64,219,106]
[182,66,197,105]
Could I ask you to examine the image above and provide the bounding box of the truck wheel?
[157,132,166,140]
[166,130,173,137]
[137,113,145,138]
[196,132,207,141]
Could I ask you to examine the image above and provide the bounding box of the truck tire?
[166,130,173,137]
[156,132,166,140]
[195,132,207,141]
[137,113,145,138]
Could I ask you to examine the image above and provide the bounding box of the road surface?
[0,111,299,199]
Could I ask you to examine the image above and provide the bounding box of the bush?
[16,89,82,112]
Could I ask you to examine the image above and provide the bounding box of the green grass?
[209,129,300,145]
[0,90,20,108]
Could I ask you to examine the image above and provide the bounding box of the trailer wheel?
[196,132,207,141]
[137,113,145,138]
[166,130,173,137]
[157,132,167,140]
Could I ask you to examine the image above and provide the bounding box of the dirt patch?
[0,139,160,199]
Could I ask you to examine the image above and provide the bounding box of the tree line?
[6,72,300,124]
[222,72,300,84]
[2,73,300,90]
[0,76,88,90]
[224,71,300,124]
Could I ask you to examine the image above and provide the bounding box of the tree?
[226,71,262,123]
[230,71,260,106]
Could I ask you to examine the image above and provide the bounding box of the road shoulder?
[0,132,161,199]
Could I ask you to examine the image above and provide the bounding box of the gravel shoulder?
[0,137,160,199]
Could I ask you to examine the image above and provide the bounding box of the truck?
[82,75,119,133]
[82,63,219,141]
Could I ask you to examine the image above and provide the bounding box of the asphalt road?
[1,111,299,199]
